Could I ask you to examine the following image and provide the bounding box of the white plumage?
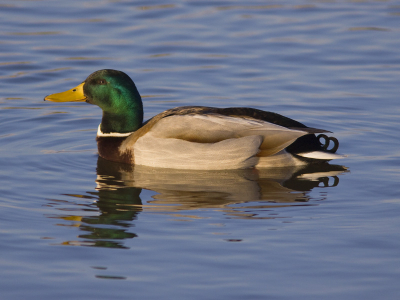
[126,114,314,170]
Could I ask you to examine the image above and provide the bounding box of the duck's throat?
[100,111,142,134]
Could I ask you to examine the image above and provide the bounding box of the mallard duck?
[45,69,345,170]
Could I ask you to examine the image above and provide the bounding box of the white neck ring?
[96,124,134,137]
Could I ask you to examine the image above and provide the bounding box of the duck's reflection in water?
[50,157,347,248]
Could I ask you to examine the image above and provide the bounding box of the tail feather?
[297,151,347,160]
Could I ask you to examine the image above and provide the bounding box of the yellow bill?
[44,82,86,102]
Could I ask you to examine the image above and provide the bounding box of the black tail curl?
[317,134,339,153]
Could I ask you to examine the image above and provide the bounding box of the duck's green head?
[45,69,143,134]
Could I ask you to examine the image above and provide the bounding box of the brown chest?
[96,136,133,164]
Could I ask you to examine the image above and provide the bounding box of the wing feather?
[146,114,309,156]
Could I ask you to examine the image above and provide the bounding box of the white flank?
[133,133,263,170]
[96,124,134,138]
[256,150,307,168]
[297,151,347,160]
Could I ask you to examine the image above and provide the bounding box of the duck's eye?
[98,79,107,85]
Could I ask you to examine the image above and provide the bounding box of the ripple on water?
[1,0,400,299]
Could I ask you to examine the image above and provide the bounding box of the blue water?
[1,1,400,299]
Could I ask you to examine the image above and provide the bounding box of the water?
[1,0,400,299]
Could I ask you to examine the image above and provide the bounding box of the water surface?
[1,1,400,299]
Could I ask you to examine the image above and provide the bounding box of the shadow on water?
[47,157,348,248]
